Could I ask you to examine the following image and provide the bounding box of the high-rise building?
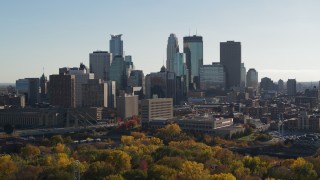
[107,81,116,108]
[246,68,259,90]
[166,34,179,72]
[287,79,297,96]
[278,79,284,93]
[183,35,203,89]
[40,73,48,102]
[147,66,178,104]
[116,94,138,119]
[82,79,108,108]
[48,74,75,108]
[260,77,277,92]
[220,41,241,89]
[125,55,134,78]
[127,70,144,87]
[110,34,123,57]
[89,51,112,81]
[59,64,94,107]
[241,63,246,89]
[141,98,173,127]
[174,52,187,77]
[16,78,39,106]
[110,55,127,91]
[200,63,226,90]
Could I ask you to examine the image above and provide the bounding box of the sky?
[1,0,320,83]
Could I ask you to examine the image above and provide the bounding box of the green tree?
[123,169,147,180]
[290,157,317,180]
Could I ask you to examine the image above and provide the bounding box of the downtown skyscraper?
[220,41,241,89]
[183,35,203,90]
[166,34,179,72]
[110,34,123,57]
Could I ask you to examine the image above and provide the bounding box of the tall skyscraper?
[174,52,187,77]
[246,68,259,90]
[89,51,112,81]
[220,41,241,89]
[110,34,123,57]
[166,34,179,72]
[40,73,48,102]
[183,35,203,89]
[241,63,246,89]
[278,79,284,93]
[110,55,127,91]
[287,79,297,96]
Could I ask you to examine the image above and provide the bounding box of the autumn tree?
[290,157,317,180]
[178,160,211,180]
[148,165,177,180]
[211,173,236,180]
[20,144,41,159]
[0,155,17,179]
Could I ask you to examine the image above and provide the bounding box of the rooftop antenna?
[42,67,44,74]
[189,28,190,36]
[196,28,197,35]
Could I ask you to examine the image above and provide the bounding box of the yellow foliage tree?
[0,155,17,179]
[121,136,134,145]
[178,160,211,180]
[211,173,236,180]
[20,144,41,159]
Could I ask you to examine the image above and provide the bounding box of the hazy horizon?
[1,0,320,83]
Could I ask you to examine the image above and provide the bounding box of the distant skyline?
[1,0,320,83]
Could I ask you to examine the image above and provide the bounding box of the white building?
[166,34,179,72]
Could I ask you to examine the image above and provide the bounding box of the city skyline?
[1,1,320,83]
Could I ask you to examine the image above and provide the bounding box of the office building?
[147,66,178,104]
[141,98,173,127]
[89,51,112,81]
[110,55,127,91]
[246,68,259,90]
[287,79,297,96]
[59,64,94,107]
[82,79,108,108]
[110,34,123,56]
[260,77,277,92]
[220,41,241,89]
[116,94,138,119]
[16,78,39,106]
[107,81,116,108]
[40,73,48,102]
[166,34,179,72]
[183,35,203,89]
[128,70,144,87]
[48,74,76,108]
[125,55,134,77]
[174,52,187,77]
[241,63,246,89]
[200,63,226,90]
[278,79,285,93]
